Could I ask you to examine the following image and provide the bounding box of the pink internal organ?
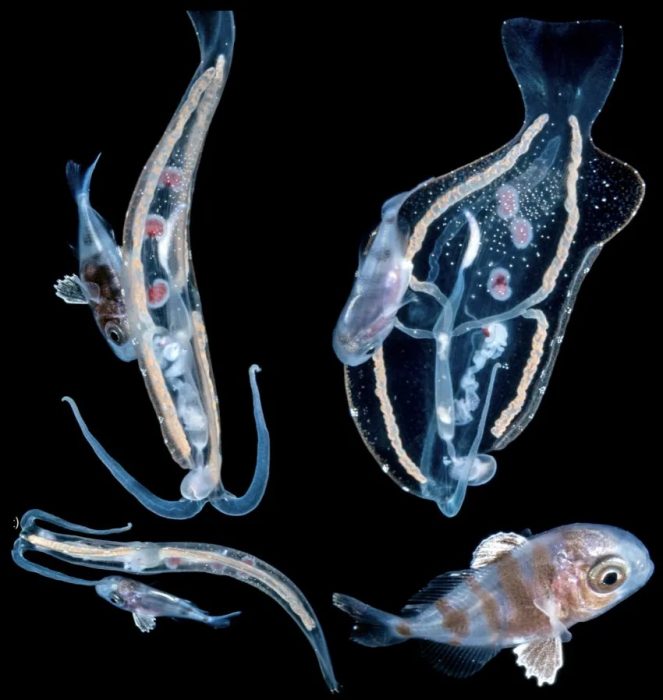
[159,166,184,192]
[509,217,533,249]
[146,214,166,239]
[147,279,170,309]
[496,185,519,220]
[487,267,512,301]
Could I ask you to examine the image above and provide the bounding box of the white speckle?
[349,407,359,418]
[381,464,390,473]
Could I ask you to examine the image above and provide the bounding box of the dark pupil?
[108,328,122,344]
[110,593,123,605]
[602,571,619,586]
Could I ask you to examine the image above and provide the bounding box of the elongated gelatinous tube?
[12,510,338,692]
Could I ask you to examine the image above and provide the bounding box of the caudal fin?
[333,593,406,648]
[65,153,101,200]
[503,18,622,132]
[206,610,242,628]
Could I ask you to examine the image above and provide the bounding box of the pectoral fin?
[513,636,563,686]
[132,612,157,633]
[54,275,88,304]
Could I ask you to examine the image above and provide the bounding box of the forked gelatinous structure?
[333,19,645,516]
[13,510,338,692]
[55,12,269,518]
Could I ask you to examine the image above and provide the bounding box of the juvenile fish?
[95,575,240,632]
[335,524,653,686]
[55,157,136,362]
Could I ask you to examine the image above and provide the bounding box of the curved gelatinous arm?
[14,511,338,692]
[210,365,270,516]
[62,397,205,520]
[13,541,100,587]
[13,510,124,585]
[18,508,133,536]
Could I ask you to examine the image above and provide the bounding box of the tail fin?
[333,593,406,648]
[65,153,101,200]
[502,18,622,132]
[206,610,242,629]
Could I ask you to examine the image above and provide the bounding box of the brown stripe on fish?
[497,551,551,636]
[467,578,501,638]
[532,543,556,596]
[435,599,469,640]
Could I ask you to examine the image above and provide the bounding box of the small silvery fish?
[55,157,136,362]
[334,524,653,686]
[95,576,241,632]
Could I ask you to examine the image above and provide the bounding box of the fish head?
[554,524,653,622]
[95,576,140,612]
[99,316,136,362]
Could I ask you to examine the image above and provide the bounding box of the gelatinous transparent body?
[13,510,338,692]
[58,12,270,518]
[333,19,644,516]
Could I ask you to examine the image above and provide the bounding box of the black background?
[7,5,658,697]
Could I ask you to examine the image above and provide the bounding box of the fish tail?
[333,593,406,648]
[65,153,101,200]
[502,18,622,131]
[206,610,242,628]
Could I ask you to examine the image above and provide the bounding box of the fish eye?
[109,593,124,606]
[588,556,628,594]
[105,323,125,345]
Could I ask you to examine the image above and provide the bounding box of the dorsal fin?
[401,570,475,615]
[420,641,500,678]
[471,531,528,569]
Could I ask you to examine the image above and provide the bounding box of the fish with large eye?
[95,576,241,632]
[334,523,653,686]
[55,156,136,362]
